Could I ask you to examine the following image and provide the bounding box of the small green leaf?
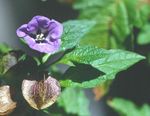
[137,24,150,45]
[42,54,51,63]
[0,44,12,54]
[18,54,27,61]
[108,98,150,116]
[60,20,96,51]
[43,110,62,116]
[33,57,41,66]
[57,88,90,116]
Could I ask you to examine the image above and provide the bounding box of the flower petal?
[27,18,38,33]
[23,36,36,46]
[48,19,63,40]
[34,15,50,29]
[16,24,28,37]
[30,39,61,53]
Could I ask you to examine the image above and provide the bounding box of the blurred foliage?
[57,88,90,116]
[0,44,18,76]
[0,44,12,54]
[93,80,111,101]
[108,98,150,116]
[72,0,150,49]
[137,24,150,45]
[0,53,17,75]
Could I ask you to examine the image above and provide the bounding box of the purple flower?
[16,16,63,54]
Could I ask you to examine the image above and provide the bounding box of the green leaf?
[124,0,150,28]
[60,46,145,74]
[76,0,130,48]
[60,73,115,88]
[124,0,142,27]
[57,88,90,116]
[137,24,150,45]
[0,43,12,54]
[42,54,51,63]
[60,20,96,51]
[59,46,144,88]
[79,21,110,48]
[140,105,150,116]
[111,0,130,42]
[73,0,113,10]
[108,98,150,116]
[77,4,117,49]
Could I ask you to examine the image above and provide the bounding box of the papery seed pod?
[22,76,61,110]
[0,53,17,75]
[0,86,16,116]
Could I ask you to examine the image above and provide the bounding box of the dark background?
[0,0,150,116]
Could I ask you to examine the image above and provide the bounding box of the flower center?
[35,33,45,42]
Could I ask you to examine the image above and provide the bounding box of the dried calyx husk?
[0,52,17,75]
[0,85,16,115]
[22,76,61,110]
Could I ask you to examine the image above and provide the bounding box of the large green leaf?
[59,46,144,88]
[57,88,90,116]
[60,46,145,74]
[60,20,96,51]
[108,98,150,116]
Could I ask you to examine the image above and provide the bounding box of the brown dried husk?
[0,86,16,116]
[22,76,61,110]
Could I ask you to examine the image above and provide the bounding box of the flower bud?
[22,76,61,110]
[0,85,16,115]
